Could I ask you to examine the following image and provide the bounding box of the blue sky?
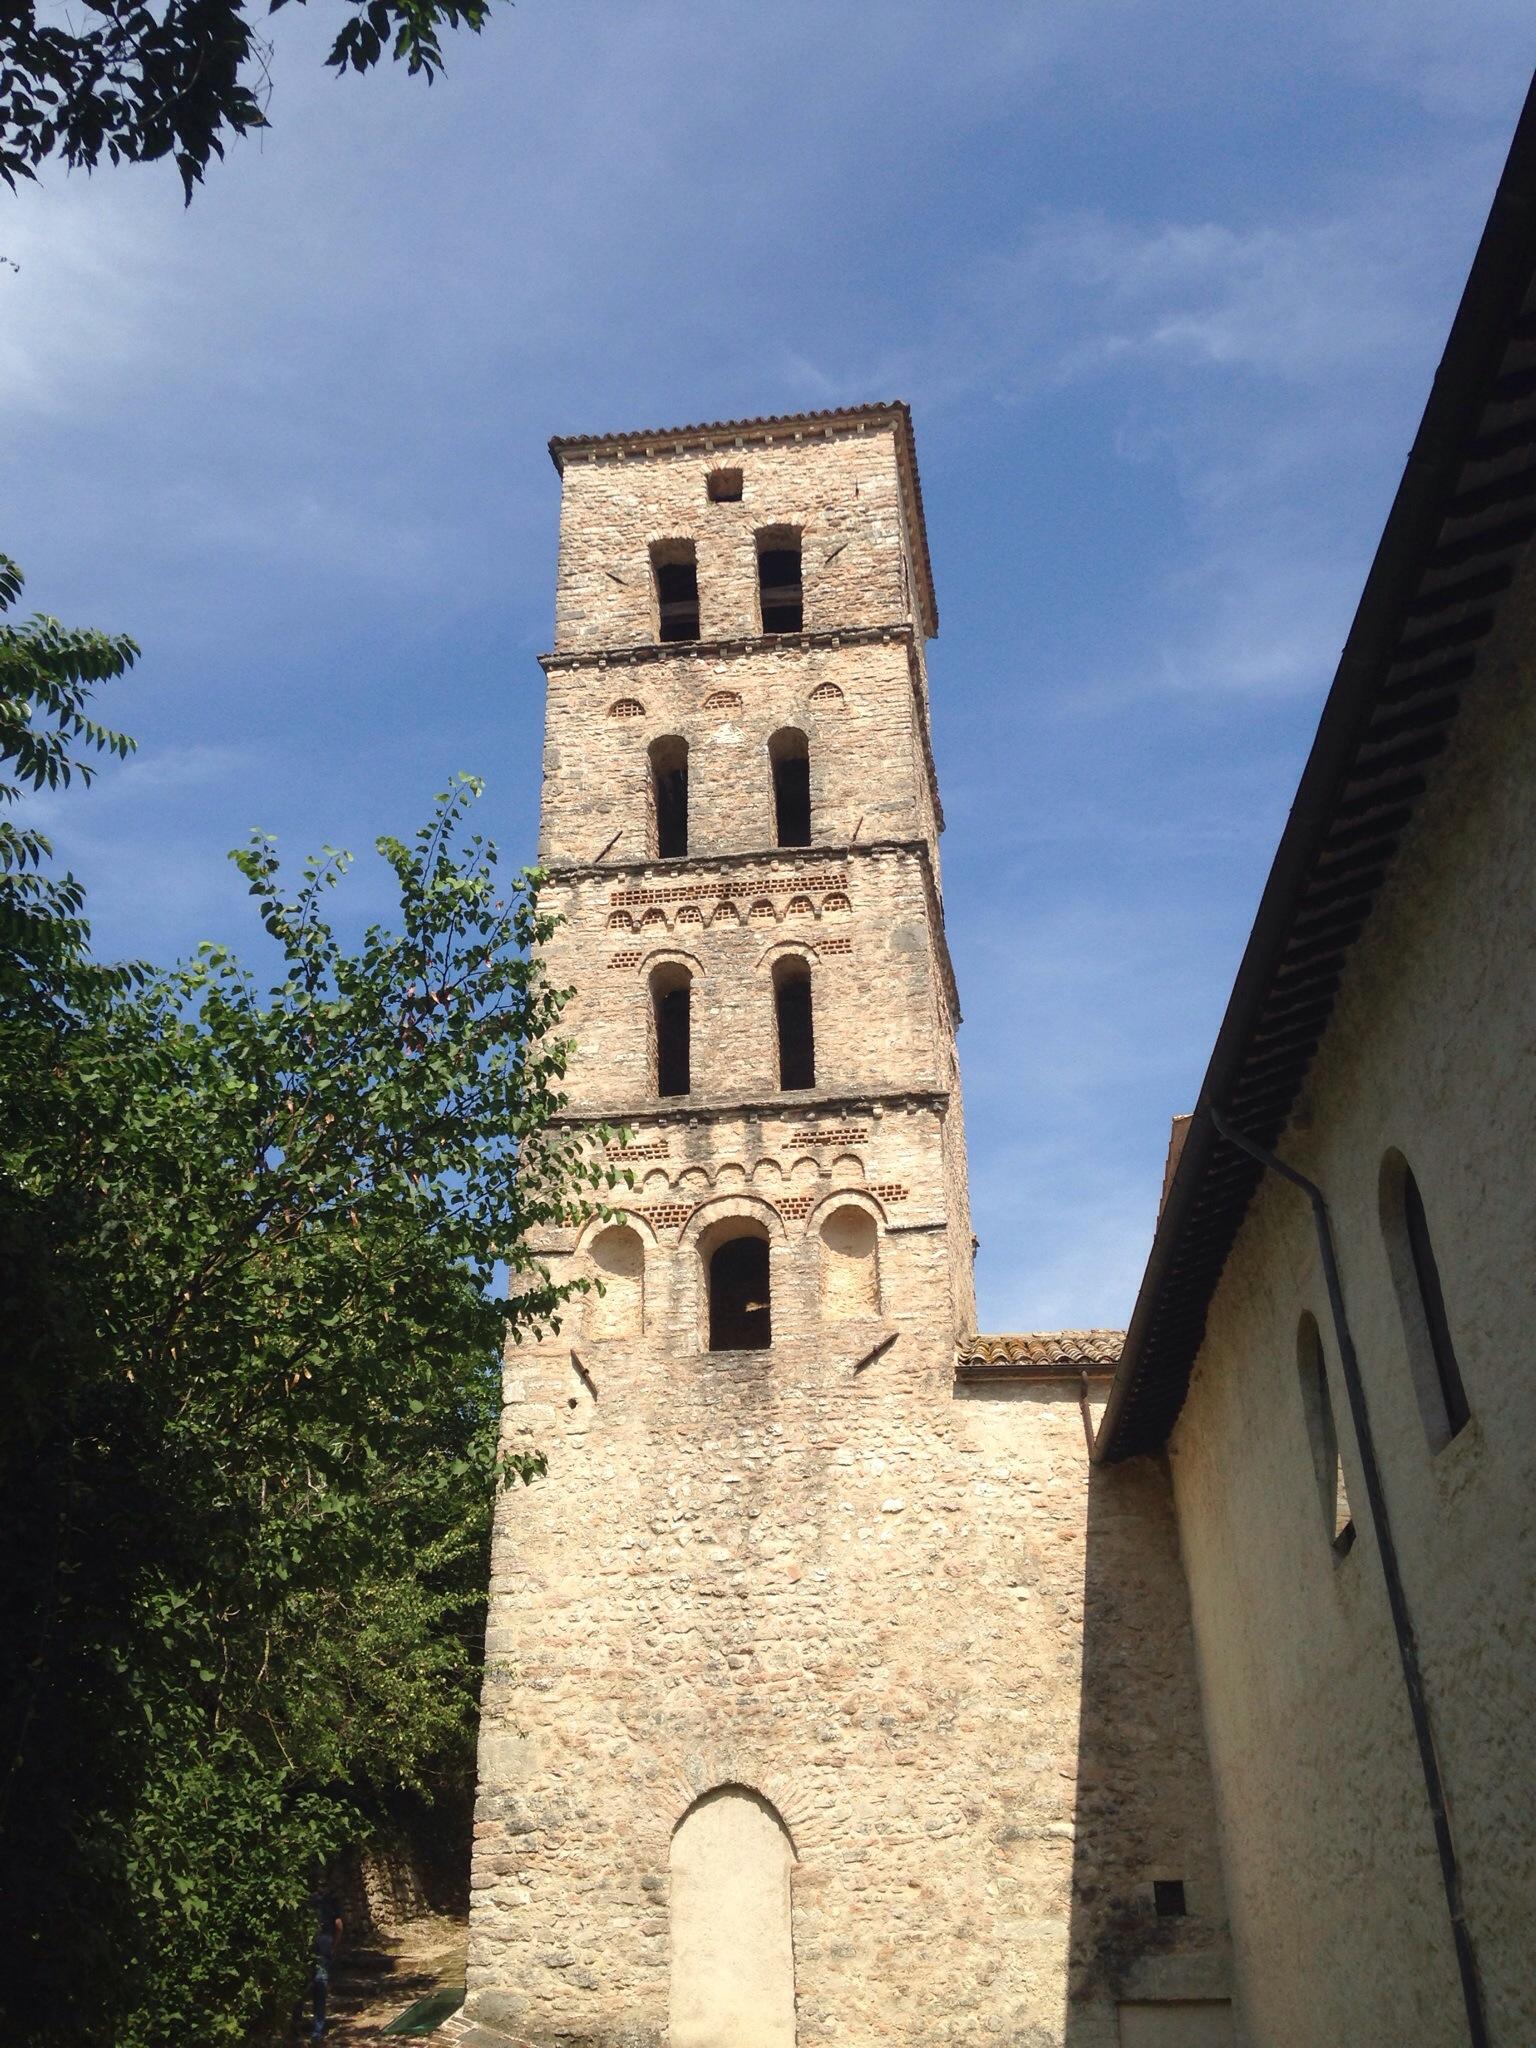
[5,4,1532,1331]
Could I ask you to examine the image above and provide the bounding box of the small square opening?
[707,467,743,503]
[1153,1879,1187,1918]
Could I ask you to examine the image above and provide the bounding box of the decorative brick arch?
[637,943,706,980]
[754,937,821,972]
[640,1751,834,1863]
[680,1190,788,1249]
[802,1183,888,1237]
[574,1208,659,1252]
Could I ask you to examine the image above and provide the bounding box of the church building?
[453,79,1536,2048]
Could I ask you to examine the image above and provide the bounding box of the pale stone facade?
[1124,543,1536,2048]
[460,408,1238,2047]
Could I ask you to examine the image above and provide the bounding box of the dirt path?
[318,1913,466,2042]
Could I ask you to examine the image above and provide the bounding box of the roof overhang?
[1097,73,1536,1463]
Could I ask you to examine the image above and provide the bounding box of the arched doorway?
[669,1785,795,2048]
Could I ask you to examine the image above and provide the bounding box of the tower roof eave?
[547,400,939,639]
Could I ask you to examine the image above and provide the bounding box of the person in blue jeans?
[303,1890,343,2040]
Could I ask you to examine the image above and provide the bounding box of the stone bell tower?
[461,405,1236,2048]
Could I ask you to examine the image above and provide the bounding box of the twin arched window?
[645,728,813,857]
[1285,1153,1470,1555]
[648,531,803,642]
[648,959,814,1099]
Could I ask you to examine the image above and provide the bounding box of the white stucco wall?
[1165,557,1536,2045]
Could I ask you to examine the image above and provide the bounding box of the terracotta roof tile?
[956,1330,1123,1376]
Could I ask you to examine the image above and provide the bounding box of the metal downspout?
[1209,1108,1488,2048]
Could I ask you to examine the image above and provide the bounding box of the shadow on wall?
[330,1786,476,1943]
[1064,1455,1237,2048]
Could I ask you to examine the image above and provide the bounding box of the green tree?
[0,562,612,2041]
[1,0,503,200]
[0,553,138,1021]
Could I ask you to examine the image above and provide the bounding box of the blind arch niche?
[669,1784,796,2048]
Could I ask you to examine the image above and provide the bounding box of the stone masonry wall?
[541,846,952,1117]
[545,1098,952,1286]
[538,635,939,872]
[551,425,920,656]
[466,409,1236,2048]
[470,1337,1235,2048]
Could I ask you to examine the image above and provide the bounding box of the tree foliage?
[0,553,139,1018]
[0,561,610,2041]
[0,0,502,200]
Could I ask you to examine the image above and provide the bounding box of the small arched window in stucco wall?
[587,1224,645,1339]
[1379,1151,1471,1452]
[1296,1312,1354,1555]
[820,1204,879,1321]
[669,1785,795,2048]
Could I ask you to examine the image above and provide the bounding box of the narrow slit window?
[774,959,815,1090]
[1381,1153,1471,1451]
[708,1233,771,1350]
[652,541,699,642]
[649,736,689,858]
[757,531,803,633]
[768,727,811,847]
[1152,1880,1187,1919]
[651,966,691,1097]
[1297,1313,1355,1555]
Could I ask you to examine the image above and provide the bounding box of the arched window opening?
[773,958,815,1090]
[768,727,811,847]
[708,1230,771,1351]
[1297,1313,1354,1555]
[651,964,691,1098]
[588,1224,645,1339]
[652,540,700,642]
[820,1204,880,1321]
[1381,1153,1471,1451]
[649,736,689,858]
[757,529,803,634]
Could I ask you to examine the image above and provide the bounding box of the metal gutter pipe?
[1209,1108,1488,2048]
